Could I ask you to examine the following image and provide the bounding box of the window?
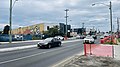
[47,26,49,30]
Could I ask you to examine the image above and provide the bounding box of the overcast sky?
[0,0,120,32]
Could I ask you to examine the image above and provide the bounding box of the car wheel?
[48,44,51,49]
[37,45,40,49]
[58,43,61,47]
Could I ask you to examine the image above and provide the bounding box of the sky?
[0,0,120,32]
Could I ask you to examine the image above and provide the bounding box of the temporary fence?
[100,36,110,44]
[84,44,114,58]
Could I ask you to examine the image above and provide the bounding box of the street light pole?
[9,0,12,43]
[92,1,113,42]
[65,9,69,37]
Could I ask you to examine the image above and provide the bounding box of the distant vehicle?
[104,33,109,37]
[92,35,97,39]
[80,35,86,39]
[100,36,104,39]
[54,36,64,40]
[76,35,81,39]
[83,36,95,44]
[37,38,61,49]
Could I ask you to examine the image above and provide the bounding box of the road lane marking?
[0,42,81,65]
[0,39,82,52]
[51,51,84,67]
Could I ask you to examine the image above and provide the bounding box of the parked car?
[83,36,95,44]
[54,36,64,40]
[37,38,61,49]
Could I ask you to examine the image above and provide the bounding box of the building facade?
[71,28,86,35]
[12,23,71,36]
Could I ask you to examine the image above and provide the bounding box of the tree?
[3,25,10,34]
[43,25,59,37]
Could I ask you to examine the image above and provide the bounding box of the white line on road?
[0,39,82,52]
[51,52,84,67]
[0,42,81,65]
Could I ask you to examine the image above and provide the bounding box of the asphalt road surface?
[0,38,100,67]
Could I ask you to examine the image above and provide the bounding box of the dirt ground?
[63,55,120,67]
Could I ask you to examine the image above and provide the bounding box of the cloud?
[0,0,119,32]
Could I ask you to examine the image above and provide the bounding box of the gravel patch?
[62,55,120,67]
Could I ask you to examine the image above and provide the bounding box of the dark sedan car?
[37,38,61,49]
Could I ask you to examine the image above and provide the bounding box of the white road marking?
[0,39,82,52]
[51,51,84,67]
[0,43,81,65]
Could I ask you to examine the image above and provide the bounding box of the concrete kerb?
[0,40,41,44]
[51,52,84,67]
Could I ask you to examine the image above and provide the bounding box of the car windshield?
[86,36,93,39]
[44,38,53,42]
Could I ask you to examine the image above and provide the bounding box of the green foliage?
[32,36,41,40]
[3,25,10,34]
[117,38,120,42]
[104,42,114,44]
[43,25,59,37]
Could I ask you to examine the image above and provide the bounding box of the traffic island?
[54,55,120,67]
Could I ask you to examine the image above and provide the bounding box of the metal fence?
[0,34,32,42]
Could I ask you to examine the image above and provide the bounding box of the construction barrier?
[84,44,113,57]
[100,36,110,44]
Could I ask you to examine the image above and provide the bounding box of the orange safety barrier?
[112,38,117,44]
[64,36,68,40]
[84,44,98,56]
[84,44,113,57]
[100,36,110,44]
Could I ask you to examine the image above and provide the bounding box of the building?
[70,28,86,36]
[12,23,71,36]
[59,23,71,36]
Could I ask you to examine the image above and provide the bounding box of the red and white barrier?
[84,44,114,57]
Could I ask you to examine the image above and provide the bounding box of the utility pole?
[9,0,18,43]
[82,23,84,28]
[65,9,69,37]
[109,1,113,42]
[82,23,84,35]
[9,0,12,43]
[117,17,119,37]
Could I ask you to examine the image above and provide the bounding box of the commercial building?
[12,23,71,36]
[70,28,86,36]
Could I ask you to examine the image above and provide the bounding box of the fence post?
[84,44,86,56]
[112,45,114,58]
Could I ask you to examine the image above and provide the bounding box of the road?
[0,39,77,48]
[0,38,100,67]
